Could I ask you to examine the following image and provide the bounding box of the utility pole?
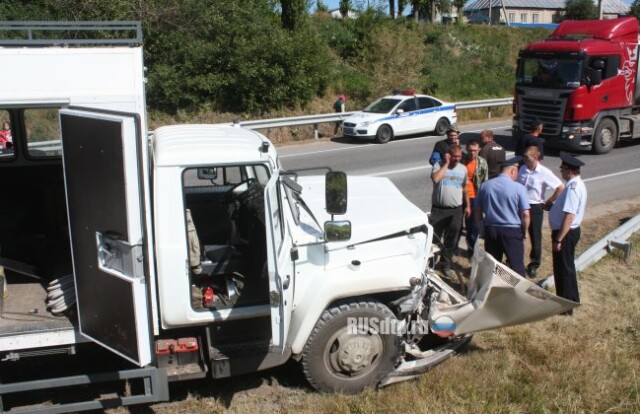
[489,0,492,25]
[597,0,603,19]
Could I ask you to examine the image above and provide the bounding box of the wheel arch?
[591,111,621,140]
[288,289,410,357]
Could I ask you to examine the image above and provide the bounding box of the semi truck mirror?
[586,68,602,86]
[324,220,351,242]
[325,171,347,215]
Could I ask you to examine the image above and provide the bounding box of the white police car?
[342,91,457,144]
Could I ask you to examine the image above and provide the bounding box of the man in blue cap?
[549,152,587,314]
[475,156,530,276]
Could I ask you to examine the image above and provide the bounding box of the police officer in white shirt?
[549,152,587,314]
[517,146,564,278]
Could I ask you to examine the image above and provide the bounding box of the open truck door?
[60,108,152,366]
[264,174,295,351]
[429,248,579,337]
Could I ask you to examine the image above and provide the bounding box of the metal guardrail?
[231,97,513,137]
[540,214,640,289]
[456,98,513,110]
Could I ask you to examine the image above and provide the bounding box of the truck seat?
[186,209,242,277]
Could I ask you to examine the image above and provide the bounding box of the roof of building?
[464,0,629,14]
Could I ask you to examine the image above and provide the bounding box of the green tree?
[629,0,640,17]
[280,0,309,30]
[340,0,351,18]
[452,0,466,23]
[564,0,597,20]
[316,0,328,12]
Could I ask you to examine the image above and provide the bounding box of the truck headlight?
[562,126,582,134]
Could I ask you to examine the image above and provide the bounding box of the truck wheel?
[434,118,450,136]
[592,118,617,154]
[375,125,393,144]
[302,300,402,393]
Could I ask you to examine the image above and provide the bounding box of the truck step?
[209,340,291,379]
[0,366,168,414]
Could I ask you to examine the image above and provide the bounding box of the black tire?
[434,118,450,136]
[375,124,393,144]
[302,299,402,393]
[592,118,617,154]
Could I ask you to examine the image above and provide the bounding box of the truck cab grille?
[518,93,568,137]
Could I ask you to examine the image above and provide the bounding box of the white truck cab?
[0,22,578,413]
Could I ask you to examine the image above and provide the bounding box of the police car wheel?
[375,125,393,144]
[435,118,450,136]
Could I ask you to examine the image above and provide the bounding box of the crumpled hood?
[295,175,428,246]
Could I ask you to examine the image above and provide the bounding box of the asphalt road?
[277,119,640,212]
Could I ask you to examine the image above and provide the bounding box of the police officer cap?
[559,151,585,169]
[499,155,523,169]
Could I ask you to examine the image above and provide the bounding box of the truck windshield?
[363,98,402,114]
[517,58,583,88]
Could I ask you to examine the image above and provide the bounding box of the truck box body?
[513,17,640,154]
[0,23,156,360]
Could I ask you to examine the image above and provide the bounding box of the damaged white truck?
[0,22,577,413]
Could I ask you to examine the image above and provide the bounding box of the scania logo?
[527,90,553,98]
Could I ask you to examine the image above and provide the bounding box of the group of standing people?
[429,124,586,313]
[428,126,504,275]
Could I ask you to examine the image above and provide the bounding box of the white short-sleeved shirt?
[517,162,563,204]
[549,176,587,230]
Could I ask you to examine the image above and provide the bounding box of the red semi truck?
[513,16,640,154]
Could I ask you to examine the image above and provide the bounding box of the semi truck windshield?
[517,58,583,88]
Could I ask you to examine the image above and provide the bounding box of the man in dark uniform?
[429,126,460,165]
[479,129,505,179]
[516,119,545,160]
[549,152,587,314]
[475,156,530,276]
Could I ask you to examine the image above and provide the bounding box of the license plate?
[343,127,355,135]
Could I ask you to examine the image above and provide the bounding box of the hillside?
[1,2,549,124]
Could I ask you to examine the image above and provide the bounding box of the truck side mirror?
[586,68,602,86]
[324,220,351,242]
[325,171,347,215]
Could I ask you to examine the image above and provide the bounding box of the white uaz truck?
[0,22,577,413]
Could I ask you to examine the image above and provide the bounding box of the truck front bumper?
[513,120,593,152]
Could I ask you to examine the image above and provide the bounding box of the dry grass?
[111,196,640,414]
